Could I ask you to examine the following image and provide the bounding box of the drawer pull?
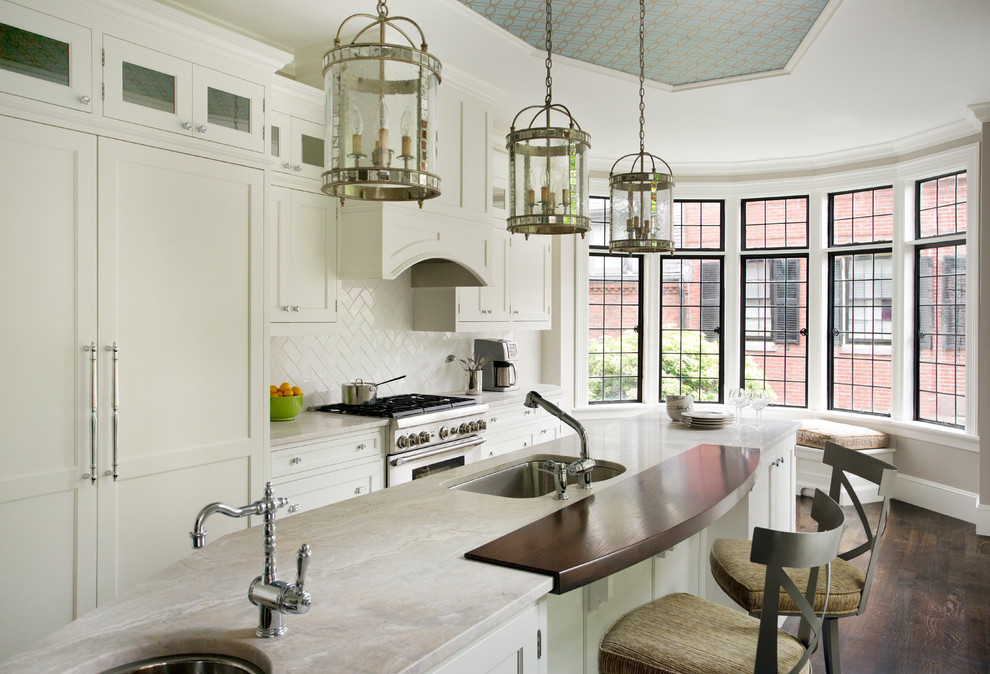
[354,486,368,495]
[290,457,302,465]
[491,416,498,423]
[288,503,302,513]
[356,443,366,451]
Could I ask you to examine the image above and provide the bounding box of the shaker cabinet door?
[0,116,98,660]
[95,139,265,602]
[0,0,93,112]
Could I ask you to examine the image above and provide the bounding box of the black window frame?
[659,254,725,403]
[741,195,810,251]
[827,247,894,416]
[828,185,894,246]
[587,195,645,405]
[672,198,726,251]
[740,252,809,408]
[913,240,966,428]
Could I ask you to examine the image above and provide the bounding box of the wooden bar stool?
[599,489,845,674]
[710,441,897,674]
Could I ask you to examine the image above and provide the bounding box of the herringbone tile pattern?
[271,272,508,406]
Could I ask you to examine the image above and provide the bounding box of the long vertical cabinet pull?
[86,342,98,484]
[108,342,120,480]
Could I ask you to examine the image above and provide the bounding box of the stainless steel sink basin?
[450,455,626,498]
[102,654,267,674]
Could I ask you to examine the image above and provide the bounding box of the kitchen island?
[2,410,796,674]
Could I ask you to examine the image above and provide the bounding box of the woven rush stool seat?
[599,592,811,674]
[709,441,897,674]
[710,538,866,616]
[600,490,845,674]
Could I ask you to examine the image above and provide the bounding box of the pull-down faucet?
[190,482,312,637]
[524,391,596,499]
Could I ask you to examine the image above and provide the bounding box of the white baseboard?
[977,503,990,537]
[894,474,978,526]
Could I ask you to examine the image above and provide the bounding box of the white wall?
[270,270,543,406]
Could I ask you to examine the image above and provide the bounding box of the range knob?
[469,421,480,433]
[439,426,450,439]
[396,435,409,449]
[459,423,471,434]
[479,420,487,430]
[407,433,420,447]
[419,431,432,443]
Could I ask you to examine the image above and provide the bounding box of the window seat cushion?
[795,419,888,450]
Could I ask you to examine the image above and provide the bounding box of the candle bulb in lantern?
[400,110,413,157]
[541,186,549,202]
[526,189,535,205]
[349,104,364,157]
[561,188,570,205]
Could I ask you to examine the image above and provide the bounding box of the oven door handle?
[390,436,486,466]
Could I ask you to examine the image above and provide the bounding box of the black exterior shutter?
[700,259,720,339]
[771,258,800,344]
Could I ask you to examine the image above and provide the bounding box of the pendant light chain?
[638,0,646,155]
[545,0,553,107]
[376,0,387,17]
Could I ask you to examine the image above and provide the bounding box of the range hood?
[336,202,494,287]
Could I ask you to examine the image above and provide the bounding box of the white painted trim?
[976,503,990,537]
[894,474,978,525]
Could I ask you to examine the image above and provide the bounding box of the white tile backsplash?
[270,271,526,406]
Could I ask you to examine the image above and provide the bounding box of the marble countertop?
[5,411,797,674]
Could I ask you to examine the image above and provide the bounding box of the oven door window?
[411,455,465,480]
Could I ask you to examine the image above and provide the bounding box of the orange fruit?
[291,386,303,396]
[270,385,277,395]
[279,382,292,392]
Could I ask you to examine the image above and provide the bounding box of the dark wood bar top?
[465,443,760,594]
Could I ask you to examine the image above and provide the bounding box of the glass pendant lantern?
[506,0,591,238]
[609,0,675,254]
[322,1,441,206]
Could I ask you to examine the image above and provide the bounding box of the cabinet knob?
[181,121,193,130]
[290,457,302,465]
[292,305,301,312]
[282,162,292,169]
[79,95,91,105]
[356,443,366,450]
[197,125,207,134]
[293,164,303,172]
[288,503,302,513]
[354,486,368,495]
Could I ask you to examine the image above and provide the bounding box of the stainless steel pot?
[341,375,405,405]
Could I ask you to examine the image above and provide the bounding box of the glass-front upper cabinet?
[103,36,265,153]
[270,110,325,181]
[0,0,93,112]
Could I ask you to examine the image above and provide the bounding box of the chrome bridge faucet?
[190,482,312,637]
[524,391,596,498]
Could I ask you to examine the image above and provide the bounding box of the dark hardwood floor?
[784,497,990,673]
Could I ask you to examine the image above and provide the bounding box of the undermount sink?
[101,654,267,674]
[450,454,626,498]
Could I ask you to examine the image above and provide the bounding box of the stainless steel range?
[316,394,488,486]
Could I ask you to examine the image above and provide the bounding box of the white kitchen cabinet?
[103,35,265,152]
[456,228,511,322]
[270,78,325,182]
[271,430,384,516]
[411,231,552,332]
[429,600,547,674]
[0,0,93,113]
[269,186,338,334]
[482,393,563,459]
[0,117,265,659]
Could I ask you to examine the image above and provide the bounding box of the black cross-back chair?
[710,440,898,673]
[599,489,845,674]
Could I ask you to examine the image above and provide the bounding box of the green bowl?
[270,395,304,421]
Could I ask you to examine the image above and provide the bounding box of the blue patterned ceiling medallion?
[457,0,830,86]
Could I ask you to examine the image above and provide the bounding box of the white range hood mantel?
[336,201,495,287]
